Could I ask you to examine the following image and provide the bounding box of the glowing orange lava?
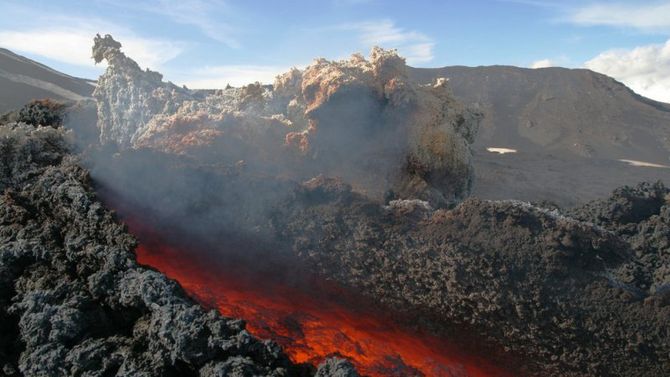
[127,219,516,377]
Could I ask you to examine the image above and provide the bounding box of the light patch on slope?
[619,159,670,168]
[487,147,518,154]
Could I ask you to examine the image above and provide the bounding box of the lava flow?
[126,218,515,377]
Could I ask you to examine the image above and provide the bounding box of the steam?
[61,33,484,281]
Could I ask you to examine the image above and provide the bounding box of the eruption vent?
[126,214,514,377]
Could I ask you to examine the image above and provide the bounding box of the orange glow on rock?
[128,220,515,377]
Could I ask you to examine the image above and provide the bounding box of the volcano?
[0,34,669,377]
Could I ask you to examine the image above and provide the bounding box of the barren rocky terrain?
[0,49,93,114]
[0,35,669,377]
[410,65,670,163]
[410,65,670,206]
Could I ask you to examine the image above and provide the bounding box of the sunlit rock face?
[92,34,481,206]
[92,34,190,147]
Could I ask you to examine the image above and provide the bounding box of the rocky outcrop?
[93,35,481,206]
[314,359,358,377]
[568,182,670,299]
[92,34,191,148]
[0,121,347,376]
[274,179,670,376]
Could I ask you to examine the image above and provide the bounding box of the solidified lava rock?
[92,141,670,376]
[4,34,670,377]
[92,34,481,206]
[314,358,359,377]
[0,121,349,376]
[273,180,670,376]
[567,182,670,302]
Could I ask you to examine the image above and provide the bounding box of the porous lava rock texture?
[273,179,670,376]
[95,144,670,376]
[93,34,481,206]
[0,121,347,377]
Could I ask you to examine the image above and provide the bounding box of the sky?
[1,0,669,102]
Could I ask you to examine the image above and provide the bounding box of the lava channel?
[126,218,517,377]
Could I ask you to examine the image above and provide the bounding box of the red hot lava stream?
[127,218,515,377]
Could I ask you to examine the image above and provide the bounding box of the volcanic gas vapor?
[92,34,481,207]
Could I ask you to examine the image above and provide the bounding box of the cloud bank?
[569,2,670,32]
[564,2,670,103]
[585,39,670,103]
[178,65,289,88]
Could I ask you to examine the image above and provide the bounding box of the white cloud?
[0,6,184,71]
[177,65,289,88]
[569,2,670,32]
[0,28,183,71]
[340,20,435,65]
[585,39,670,103]
[108,0,240,48]
[530,59,555,68]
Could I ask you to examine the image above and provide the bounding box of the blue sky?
[1,0,669,101]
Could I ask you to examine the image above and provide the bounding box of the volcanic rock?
[92,34,191,148]
[273,180,670,376]
[0,121,347,376]
[92,137,670,376]
[567,182,670,295]
[0,48,93,114]
[93,34,481,206]
[4,34,670,377]
[314,358,359,377]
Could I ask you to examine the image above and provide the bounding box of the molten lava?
[126,218,515,377]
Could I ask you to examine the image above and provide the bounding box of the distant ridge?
[410,65,670,165]
[0,48,94,113]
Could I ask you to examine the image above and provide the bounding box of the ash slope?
[0,122,354,377]
[410,66,670,206]
[410,65,670,163]
[0,49,93,114]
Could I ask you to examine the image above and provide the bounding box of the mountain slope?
[0,48,94,113]
[409,66,670,164]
